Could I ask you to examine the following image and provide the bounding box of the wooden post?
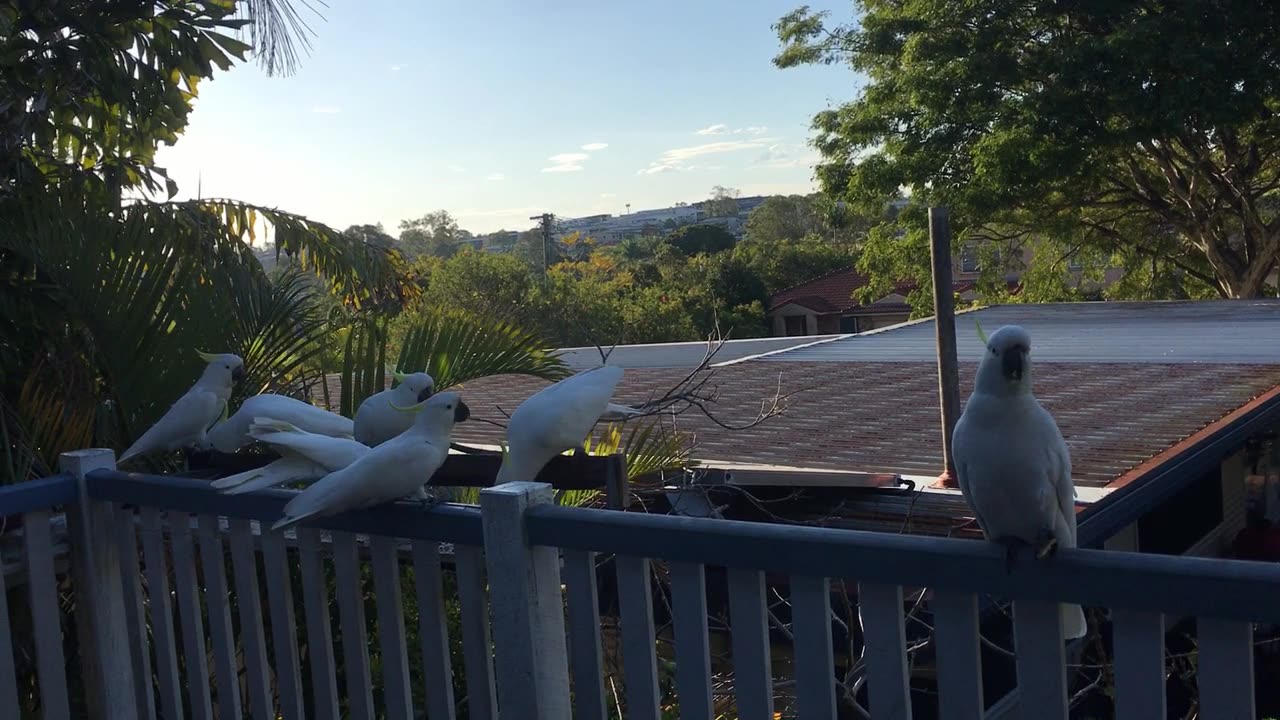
[604,453,630,510]
[61,449,140,720]
[480,482,571,719]
[929,207,962,487]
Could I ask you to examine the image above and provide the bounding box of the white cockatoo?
[271,391,470,531]
[210,418,370,495]
[119,351,245,464]
[496,365,624,484]
[354,371,435,446]
[952,324,1087,640]
[203,394,354,453]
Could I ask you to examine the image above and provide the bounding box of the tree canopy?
[775,1,1280,301]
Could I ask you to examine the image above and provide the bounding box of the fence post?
[480,482,571,719]
[61,449,139,720]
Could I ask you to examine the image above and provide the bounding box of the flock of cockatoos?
[119,324,1085,639]
[120,354,632,531]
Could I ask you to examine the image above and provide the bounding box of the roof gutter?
[1077,383,1280,548]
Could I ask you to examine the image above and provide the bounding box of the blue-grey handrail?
[525,504,1280,623]
[86,470,484,545]
[0,473,78,515]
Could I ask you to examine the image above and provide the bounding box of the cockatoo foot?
[1034,531,1058,560]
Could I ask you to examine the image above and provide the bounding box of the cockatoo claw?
[1034,531,1058,560]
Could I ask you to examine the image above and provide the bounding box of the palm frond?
[236,0,326,77]
[222,267,332,402]
[394,306,571,391]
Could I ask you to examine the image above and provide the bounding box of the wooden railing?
[2,449,1280,719]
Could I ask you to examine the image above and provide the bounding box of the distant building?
[767,266,1016,336]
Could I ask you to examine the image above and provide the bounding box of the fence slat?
[564,550,607,720]
[931,590,984,720]
[197,514,242,720]
[331,531,375,720]
[139,507,185,720]
[24,509,71,720]
[1011,600,1067,720]
[455,545,498,720]
[297,529,340,720]
[1112,610,1165,720]
[116,507,156,720]
[667,562,712,719]
[1198,618,1254,720]
[728,568,774,720]
[412,541,456,720]
[370,536,414,719]
[616,555,661,720]
[170,514,214,720]
[0,566,18,716]
[261,531,306,720]
[860,583,913,720]
[228,517,274,719]
[791,575,836,720]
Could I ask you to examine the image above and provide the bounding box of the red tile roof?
[766,266,1003,314]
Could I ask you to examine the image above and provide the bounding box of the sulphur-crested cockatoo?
[271,391,469,531]
[496,365,624,484]
[354,371,435,446]
[204,394,354,453]
[210,418,370,495]
[119,351,244,464]
[952,324,1086,640]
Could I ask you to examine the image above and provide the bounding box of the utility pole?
[929,207,962,488]
[529,213,554,278]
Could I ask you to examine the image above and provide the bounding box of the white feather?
[354,372,435,447]
[119,353,242,464]
[496,366,624,484]
[952,325,1086,640]
[205,394,353,453]
[211,418,370,494]
[272,391,465,531]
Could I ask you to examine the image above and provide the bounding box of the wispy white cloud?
[542,151,593,173]
[581,142,609,151]
[310,106,342,114]
[447,164,467,173]
[638,138,774,175]
[754,143,820,169]
[390,64,405,72]
[599,192,617,199]
[486,172,506,181]
[694,123,768,136]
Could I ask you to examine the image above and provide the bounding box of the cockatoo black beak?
[232,366,245,383]
[1001,345,1026,381]
[418,387,433,403]
[454,400,470,423]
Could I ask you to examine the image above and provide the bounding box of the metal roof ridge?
[724,303,993,366]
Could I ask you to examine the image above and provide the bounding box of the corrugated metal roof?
[553,335,841,370]
[761,300,1280,364]
[448,361,1280,489]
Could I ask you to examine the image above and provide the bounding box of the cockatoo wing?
[120,387,224,464]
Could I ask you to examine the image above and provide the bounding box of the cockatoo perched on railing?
[952,324,1087,640]
[272,391,470,531]
[203,393,354,453]
[119,351,244,464]
[354,371,435,446]
[496,365,626,484]
[210,418,370,495]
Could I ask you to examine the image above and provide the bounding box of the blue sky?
[156,1,861,235]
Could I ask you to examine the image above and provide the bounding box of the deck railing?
[2,448,1279,720]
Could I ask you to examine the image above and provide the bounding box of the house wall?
[853,312,911,332]
[770,303,821,337]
